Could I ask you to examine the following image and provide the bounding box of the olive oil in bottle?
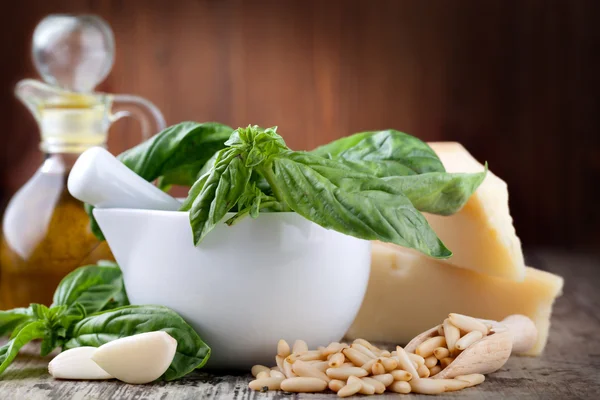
[0,15,165,308]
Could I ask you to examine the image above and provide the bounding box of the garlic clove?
[91,331,177,384]
[49,347,113,380]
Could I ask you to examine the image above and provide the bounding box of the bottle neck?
[38,104,110,153]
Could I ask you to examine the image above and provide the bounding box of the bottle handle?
[109,94,166,140]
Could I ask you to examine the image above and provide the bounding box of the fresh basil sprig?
[0,263,210,380]
[183,126,453,258]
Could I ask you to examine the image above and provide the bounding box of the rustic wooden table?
[1,250,599,399]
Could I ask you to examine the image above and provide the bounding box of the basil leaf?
[311,130,445,175]
[0,320,46,374]
[269,153,451,259]
[383,167,487,215]
[0,308,33,337]
[65,305,211,381]
[118,121,233,185]
[52,264,128,315]
[188,148,252,244]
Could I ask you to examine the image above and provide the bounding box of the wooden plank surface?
[1,249,599,399]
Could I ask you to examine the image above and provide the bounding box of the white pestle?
[68,147,182,211]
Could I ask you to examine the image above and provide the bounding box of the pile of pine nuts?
[414,313,493,377]
[249,315,489,396]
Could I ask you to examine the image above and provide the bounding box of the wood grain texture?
[0,250,598,399]
[1,0,599,249]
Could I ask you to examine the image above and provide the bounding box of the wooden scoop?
[404,314,537,379]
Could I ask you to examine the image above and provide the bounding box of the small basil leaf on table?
[311,130,445,175]
[52,264,128,315]
[0,320,46,374]
[383,166,487,215]
[268,152,451,259]
[0,308,33,337]
[64,305,211,381]
[188,148,252,244]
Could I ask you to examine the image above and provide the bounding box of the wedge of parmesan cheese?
[426,142,526,281]
[346,242,564,355]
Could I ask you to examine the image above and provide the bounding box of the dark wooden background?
[1,0,599,250]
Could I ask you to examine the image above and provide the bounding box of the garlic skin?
[49,347,113,380]
[91,331,178,384]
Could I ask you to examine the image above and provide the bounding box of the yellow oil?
[0,167,113,309]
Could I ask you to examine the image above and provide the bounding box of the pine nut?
[455,330,484,350]
[275,356,284,371]
[455,373,486,387]
[449,313,489,335]
[351,343,377,359]
[277,339,291,358]
[283,358,297,378]
[280,377,328,393]
[362,377,386,394]
[390,350,397,356]
[443,318,461,354]
[380,357,398,372]
[395,346,420,380]
[249,377,284,391]
[251,365,270,378]
[442,378,469,391]
[326,367,368,380]
[329,352,345,368]
[415,336,447,358]
[328,379,346,393]
[341,362,355,368]
[389,380,411,394]
[417,364,430,378]
[408,353,425,367]
[346,376,373,395]
[410,378,448,394]
[292,360,330,382]
[433,347,450,360]
[390,369,412,381]
[378,350,391,357]
[256,371,270,379]
[292,340,308,354]
[424,355,438,369]
[270,370,285,379]
[429,365,442,376]
[411,378,468,393]
[337,378,362,398]
[361,358,377,372]
[371,361,386,375]
[440,357,455,369]
[437,324,444,336]
[371,373,394,387]
[342,348,371,367]
[412,361,419,370]
[323,342,346,357]
[353,338,377,351]
[299,350,325,361]
[313,361,329,373]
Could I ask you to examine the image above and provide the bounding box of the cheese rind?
[425,142,526,281]
[346,243,564,355]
